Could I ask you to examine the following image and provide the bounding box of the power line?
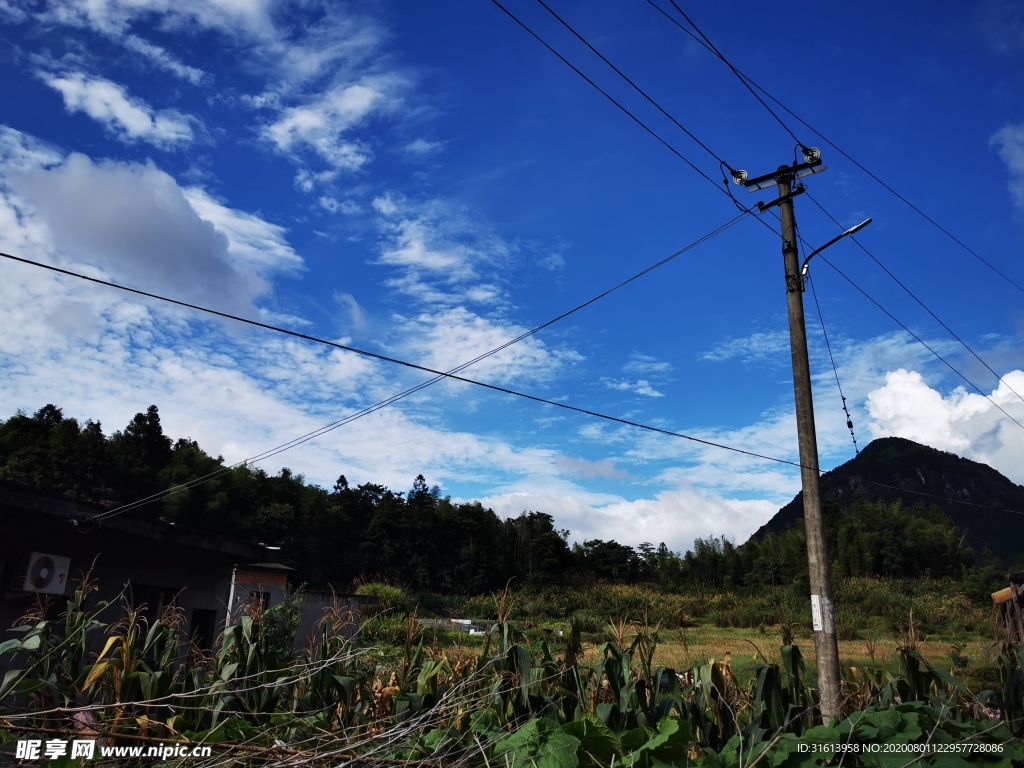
[533,0,737,173]
[80,211,753,520]
[6,249,1022,521]
[762,203,1024,436]
[805,191,1024,408]
[646,0,1024,297]
[490,0,731,201]
[806,272,858,455]
[662,0,807,150]
[812,249,1024,434]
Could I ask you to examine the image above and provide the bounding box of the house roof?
[0,480,264,560]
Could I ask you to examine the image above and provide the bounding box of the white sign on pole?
[810,594,823,631]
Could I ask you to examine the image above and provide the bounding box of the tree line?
[0,404,1005,595]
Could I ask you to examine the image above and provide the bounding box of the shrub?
[355,581,412,615]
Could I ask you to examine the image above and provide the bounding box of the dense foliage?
[0,405,1013,595]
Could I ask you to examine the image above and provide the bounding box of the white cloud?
[320,196,360,215]
[372,194,400,216]
[701,330,790,364]
[397,306,581,385]
[538,252,565,270]
[554,456,633,481]
[402,138,443,156]
[866,367,1024,482]
[601,378,665,398]
[35,0,276,39]
[5,148,301,314]
[335,291,368,332]
[182,187,302,275]
[122,35,205,84]
[379,218,468,273]
[624,353,672,375]
[264,78,400,171]
[0,126,62,172]
[480,485,779,551]
[991,122,1024,209]
[41,71,194,148]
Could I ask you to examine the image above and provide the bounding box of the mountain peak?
[752,437,1024,565]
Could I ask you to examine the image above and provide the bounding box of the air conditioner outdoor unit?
[10,552,72,595]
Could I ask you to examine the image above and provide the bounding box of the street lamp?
[800,219,873,284]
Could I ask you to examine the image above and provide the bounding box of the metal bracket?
[742,159,825,192]
[757,184,806,213]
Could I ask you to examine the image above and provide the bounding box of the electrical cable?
[804,191,1024,407]
[490,0,731,202]
[0,211,751,518]
[663,0,808,151]
[806,272,859,455]
[81,211,750,521]
[813,250,1024,434]
[791,212,859,457]
[5,250,1022,521]
[533,0,738,174]
[764,205,1024,437]
[646,0,1024,297]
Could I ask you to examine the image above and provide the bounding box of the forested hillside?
[756,436,1024,564]
[0,404,1013,595]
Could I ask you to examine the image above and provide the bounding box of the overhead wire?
[5,13,1019,528]
[646,0,1024,441]
[533,0,737,174]
[80,211,750,521]
[806,272,859,455]
[4,250,1023,520]
[646,0,1024,296]
[95,211,747,520]
[489,0,744,207]
[663,0,808,151]
[0,211,752,520]
[487,3,1024,516]
[804,190,1024,407]
[764,207,1024,435]
[811,248,1024,433]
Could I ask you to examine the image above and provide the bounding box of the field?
[370,577,1002,684]
[0,575,1020,766]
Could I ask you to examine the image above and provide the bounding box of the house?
[0,481,368,662]
[0,480,267,657]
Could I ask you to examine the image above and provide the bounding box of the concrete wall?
[292,591,367,653]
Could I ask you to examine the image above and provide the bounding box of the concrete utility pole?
[734,153,842,719]
[776,169,842,720]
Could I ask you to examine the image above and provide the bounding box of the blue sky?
[1,0,1023,552]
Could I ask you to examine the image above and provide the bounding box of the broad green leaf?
[493,717,581,768]
[562,713,620,767]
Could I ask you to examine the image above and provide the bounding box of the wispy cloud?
[264,77,402,172]
[401,138,443,156]
[700,330,789,364]
[624,353,671,375]
[554,456,633,481]
[991,122,1024,209]
[320,196,360,215]
[122,35,205,83]
[40,71,195,148]
[601,378,664,398]
[976,0,1024,54]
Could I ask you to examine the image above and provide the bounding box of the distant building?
[0,481,368,668]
